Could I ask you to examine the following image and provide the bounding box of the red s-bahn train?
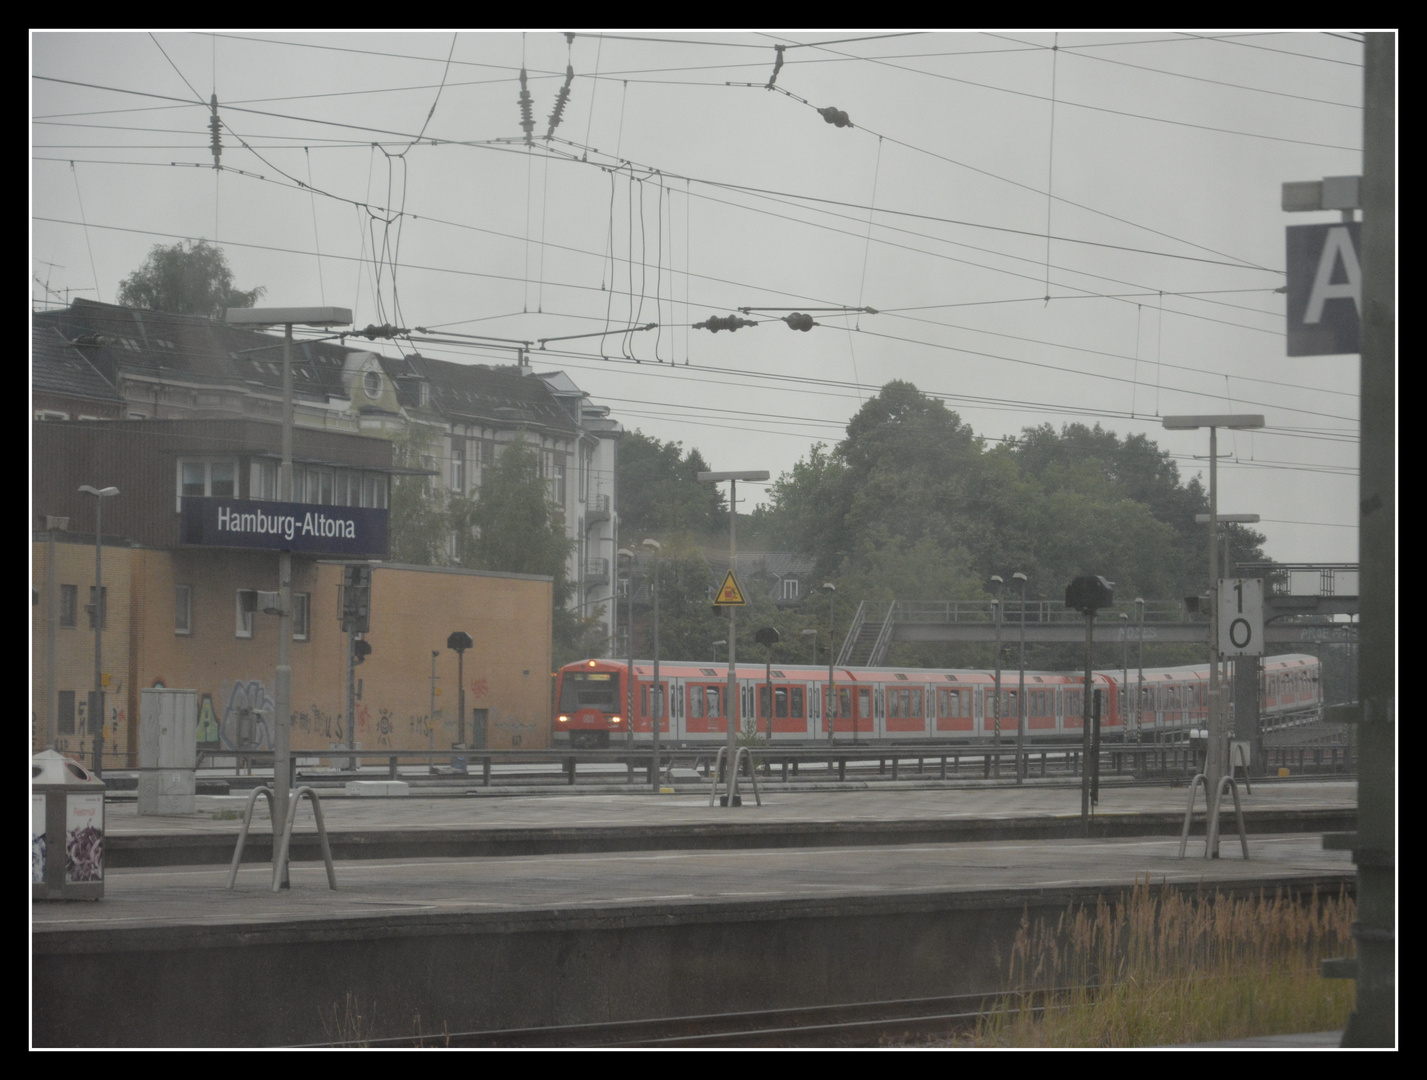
[552,654,1322,748]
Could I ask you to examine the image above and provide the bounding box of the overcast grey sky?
[31,31,1374,567]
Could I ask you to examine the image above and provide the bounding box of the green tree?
[386,423,449,566]
[116,240,266,319]
[617,430,726,538]
[451,438,598,666]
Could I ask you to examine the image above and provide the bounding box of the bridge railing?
[866,599,1187,626]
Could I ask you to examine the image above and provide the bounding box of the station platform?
[33,780,1359,1047]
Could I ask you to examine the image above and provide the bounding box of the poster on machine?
[33,793,45,884]
[65,793,103,882]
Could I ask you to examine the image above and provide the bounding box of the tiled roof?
[31,325,122,403]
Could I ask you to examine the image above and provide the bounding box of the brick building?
[32,419,554,764]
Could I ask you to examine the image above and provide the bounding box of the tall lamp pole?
[1135,597,1145,746]
[79,484,118,775]
[697,470,769,780]
[226,306,351,856]
[990,575,1003,778]
[822,583,837,743]
[1163,415,1265,801]
[1013,571,1027,784]
[642,539,662,790]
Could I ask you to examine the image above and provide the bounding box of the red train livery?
[553,654,1321,748]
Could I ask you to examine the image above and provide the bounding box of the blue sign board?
[180,497,389,558]
[1286,222,1361,356]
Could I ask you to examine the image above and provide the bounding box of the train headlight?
[611,715,622,724]
[558,715,569,723]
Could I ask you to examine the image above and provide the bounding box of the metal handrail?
[272,786,337,893]
[225,783,337,891]
[226,785,274,889]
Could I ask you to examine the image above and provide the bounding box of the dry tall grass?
[975,877,1355,1047]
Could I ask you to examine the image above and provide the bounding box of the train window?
[758,687,792,719]
[790,687,804,719]
[858,689,870,718]
[640,684,667,718]
[558,671,620,712]
[701,686,722,718]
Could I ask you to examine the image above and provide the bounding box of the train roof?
[565,653,1318,684]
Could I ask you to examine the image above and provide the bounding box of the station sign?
[180,497,389,558]
[1218,578,1264,657]
[1285,222,1361,356]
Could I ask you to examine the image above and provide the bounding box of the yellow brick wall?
[33,543,555,764]
[31,537,134,759]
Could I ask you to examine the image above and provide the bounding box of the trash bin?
[33,749,106,901]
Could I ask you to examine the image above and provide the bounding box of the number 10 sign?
[1218,578,1264,657]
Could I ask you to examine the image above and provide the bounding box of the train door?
[670,677,685,741]
[685,682,727,736]
[935,686,973,734]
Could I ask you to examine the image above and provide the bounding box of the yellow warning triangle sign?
[715,570,748,605]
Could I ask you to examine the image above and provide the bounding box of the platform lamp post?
[447,632,473,748]
[641,539,662,790]
[697,470,769,778]
[226,306,351,855]
[1163,415,1264,801]
[618,548,635,747]
[822,583,837,743]
[1013,571,1027,785]
[1067,575,1114,836]
[429,651,439,773]
[1135,598,1146,747]
[79,484,118,776]
[756,627,781,744]
[990,575,1003,778]
[1120,612,1130,738]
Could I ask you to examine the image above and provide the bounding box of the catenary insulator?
[546,64,574,138]
[694,314,758,333]
[208,93,222,169]
[783,313,816,332]
[518,68,535,145]
[817,106,853,128]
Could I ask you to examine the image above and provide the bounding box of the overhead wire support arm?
[537,324,658,349]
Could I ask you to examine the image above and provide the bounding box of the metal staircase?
[836,601,898,667]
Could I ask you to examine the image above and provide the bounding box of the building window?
[451,444,465,493]
[177,459,239,509]
[57,691,76,735]
[210,461,236,498]
[252,460,278,501]
[781,578,800,601]
[363,369,383,399]
[175,585,192,635]
[59,584,78,628]
[551,459,567,505]
[293,593,310,641]
[236,590,257,638]
[87,586,107,630]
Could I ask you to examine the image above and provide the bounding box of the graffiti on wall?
[220,679,275,750]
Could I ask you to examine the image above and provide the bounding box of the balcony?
[585,493,611,527]
[583,557,610,585]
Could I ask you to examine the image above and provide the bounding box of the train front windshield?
[559,671,621,713]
